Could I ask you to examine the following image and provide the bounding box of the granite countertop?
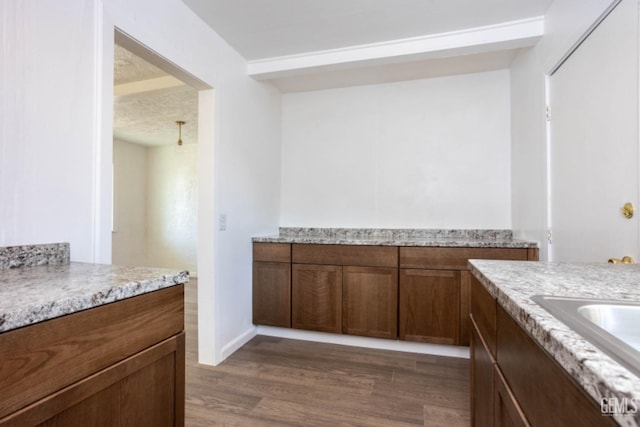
[253,227,538,248]
[0,262,189,333]
[469,260,640,427]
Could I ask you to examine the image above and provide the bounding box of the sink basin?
[578,304,640,352]
[531,295,640,377]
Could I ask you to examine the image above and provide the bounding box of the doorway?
[105,30,217,366]
[112,42,198,273]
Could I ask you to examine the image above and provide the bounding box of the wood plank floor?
[184,279,471,426]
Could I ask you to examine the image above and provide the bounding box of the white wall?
[146,144,198,273]
[112,139,147,267]
[281,70,512,229]
[0,0,282,365]
[112,140,198,274]
[510,0,619,260]
[0,1,98,261]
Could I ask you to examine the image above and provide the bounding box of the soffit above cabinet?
[182,0,550,91]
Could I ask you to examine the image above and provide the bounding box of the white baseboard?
[220,326,258,361]
[256,326,470,359]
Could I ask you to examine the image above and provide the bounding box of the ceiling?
[182,0,551,91]
[113,44,198,147]
[181,0,553,61]
[114,2,554,145]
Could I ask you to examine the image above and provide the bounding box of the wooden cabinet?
[253,241,538,345]
[399,269,459,344]
[253,243,291,328]
[470,275,616,427]
[494,366,530,427]
[400,246,537,345]
[470,318,494,427]
[0,285,185,426]
[292,263,342,333]
[292,244,399,339]
[343,266,397,339]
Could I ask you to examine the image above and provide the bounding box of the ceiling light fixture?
[176,120,186,146]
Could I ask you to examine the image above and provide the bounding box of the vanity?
[0,243,188,426]
[252,228,538,345]
[469,260,640,427]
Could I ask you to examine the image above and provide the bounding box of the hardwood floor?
[184,279,471,426]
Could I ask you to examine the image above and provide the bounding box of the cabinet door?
[496,306,615,427]
[399,269,460,344]
[471,321,494,427]
[3,334,184,427]
[292,264,342,333]
[253,261,291,327]
[342,266,398,339]
[494,366,530,427]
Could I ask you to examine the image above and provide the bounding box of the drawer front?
[292,244,398,268]
[496,305,616,427]
[470,275,497,357]
[400,247,529,270]
[253,243,291,263]
[0,285,184,419]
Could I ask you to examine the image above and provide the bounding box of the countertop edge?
[252,236,538,248]
[0,268,189,333]
[468,261,640,427]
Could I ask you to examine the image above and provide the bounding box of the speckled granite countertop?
[0,262,189,333]
[253,227,538,248]
[469,260,640,427]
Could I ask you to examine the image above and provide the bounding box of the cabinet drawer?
[0,285,184,419]
[470,275,497,357]
[494,365,530,427]
[496,305,616,427]
[292,244,398,267]
[253,243,291,263]
[399,247,529,270]
[470,320,496,427]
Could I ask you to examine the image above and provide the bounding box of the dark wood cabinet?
[399,268,460,344]
[253,243,291,328]
[398,246,536,345]
[291,244,398,339]
[470,319,494,427]
[292,263,343,333]
[343,266,398,339]
[253,241,538,345]
[495,305,614,427]
[470,275,616,427]
[494,366,530,427]
[0,285,185,426]
[253,262,291,327]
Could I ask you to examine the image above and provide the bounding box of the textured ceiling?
[113,44,198,147]
[181,0,553,60]
[114,44,167,85]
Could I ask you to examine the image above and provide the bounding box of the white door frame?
[95,6,218,365]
